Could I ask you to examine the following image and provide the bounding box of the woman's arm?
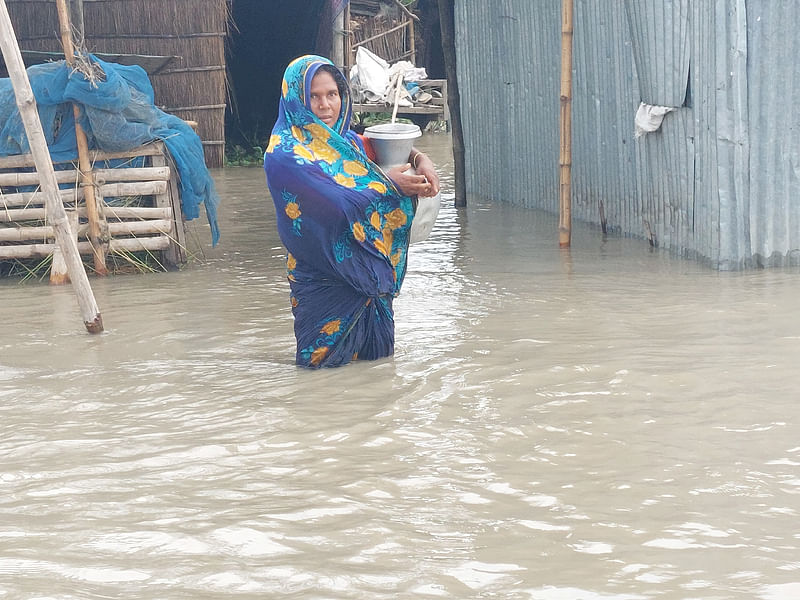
[386,147,440,197]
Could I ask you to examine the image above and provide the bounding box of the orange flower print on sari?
[266,134,281,154]
[384,208,407,230]
[310,346,329,366]
[305,123,330,141]
[309,137,340,164]
[287,253,297,281]
[320,319,341,335]
[334,173,356,188]
[343,160,368,177]
[352,221,366,242]
[282,190,302,236]
[368,181,387,194]
[294,144,314,162]
[369,211,382,231]
[373,227,393,257]
[285,201,301,220]
[291,126,306,143]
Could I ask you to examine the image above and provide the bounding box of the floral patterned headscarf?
[263,55,415,368]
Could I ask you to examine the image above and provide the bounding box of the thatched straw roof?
[5,0,229,167]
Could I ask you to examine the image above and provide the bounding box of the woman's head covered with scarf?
[263,55,415,368]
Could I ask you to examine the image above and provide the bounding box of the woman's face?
[308,70,341,127]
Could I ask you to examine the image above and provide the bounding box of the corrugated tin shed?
[454,0,800,269]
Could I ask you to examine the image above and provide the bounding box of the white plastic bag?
[410,193,441,244]
[351,46,390,103]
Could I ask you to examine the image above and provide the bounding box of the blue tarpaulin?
[0,55,220,245]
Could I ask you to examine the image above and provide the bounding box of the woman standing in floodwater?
[263,54,438,368]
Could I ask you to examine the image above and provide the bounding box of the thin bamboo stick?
[558,0,574,248]
[56,0,108,275]
[0,0,103,332]
[352,21,408,48]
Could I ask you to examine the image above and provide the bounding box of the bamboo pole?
[558,0,574,248]
[0,236,170,260]
[56,0,108,275]
[0,0,103,333]
[0,205,172,223]
[0,165,170,187]
[0,141,165,169]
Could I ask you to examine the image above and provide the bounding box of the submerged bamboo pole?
[0,0,103,333]
[558,0,574,248]
[56,0,108,276]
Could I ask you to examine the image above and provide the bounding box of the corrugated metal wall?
[454,0,800,269]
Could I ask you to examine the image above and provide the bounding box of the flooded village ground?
[1,133,799,599]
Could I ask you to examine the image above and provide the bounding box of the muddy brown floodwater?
[1,132,799,599]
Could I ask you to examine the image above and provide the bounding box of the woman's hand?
[386,151,440,197]
[387,163,433,197]
[412,152,440,196]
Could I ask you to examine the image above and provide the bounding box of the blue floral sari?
[264,55,414,368]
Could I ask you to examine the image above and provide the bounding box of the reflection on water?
[1,133,799,599]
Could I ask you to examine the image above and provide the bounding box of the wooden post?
[408,17,416,66]
[343,1,351,73]
[56,0,108,276]
[437,0,466,207]
[332,5,344,69]
[558,0,574,248]
[0,0,103,333]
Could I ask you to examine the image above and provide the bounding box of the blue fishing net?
[0,55,220,245]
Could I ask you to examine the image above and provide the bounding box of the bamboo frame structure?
[0,141,187,269]
[558,0,574,248]
[0,0,103,332]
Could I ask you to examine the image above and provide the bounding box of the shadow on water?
[1,132,799,599]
